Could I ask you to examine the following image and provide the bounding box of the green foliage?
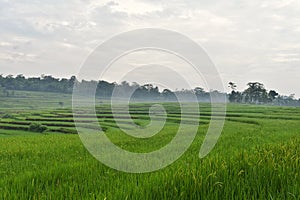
[2,113,14,119]
[0,103,299,199]
[0,90,73,110]
[0,74,223,101]
[227,82,299,106]
[57,127,77,134]
[228,90,243,103]
[28,123,47,133]
[0,74,75,94]
[1,74,299,105]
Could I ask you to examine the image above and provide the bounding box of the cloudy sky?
[0,0,299,97]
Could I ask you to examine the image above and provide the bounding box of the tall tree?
[228,82,242,103]
[243,82,268,103]
[268,90,279,101]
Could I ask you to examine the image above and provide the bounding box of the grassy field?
[0,91,299,199]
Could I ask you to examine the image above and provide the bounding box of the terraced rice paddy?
[0,93,299,199]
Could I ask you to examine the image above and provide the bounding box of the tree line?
[0,74,223,101]
[0,74,299,106]
[228,82,300,106]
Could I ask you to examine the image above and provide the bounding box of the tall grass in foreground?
[0,103,299,199]
[0,130,299,199]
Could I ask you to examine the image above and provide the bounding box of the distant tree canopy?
[228,81,299,106]
[0,74,299,106]
[0,74,75,94]
[0,74,225,101]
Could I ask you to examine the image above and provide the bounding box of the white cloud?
[0,42,12,47]
[109,0,163,15]
[0,0,299,97]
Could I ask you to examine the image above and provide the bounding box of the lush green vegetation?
[0,91,299,199]
[1,75,300,105]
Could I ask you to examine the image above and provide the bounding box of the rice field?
[0,91,299,199]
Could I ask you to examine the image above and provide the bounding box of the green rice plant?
[0,100,299,199]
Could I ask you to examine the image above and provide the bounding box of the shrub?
[28,123,47,133]
[59,128,77,134]
[2,113,14,119]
